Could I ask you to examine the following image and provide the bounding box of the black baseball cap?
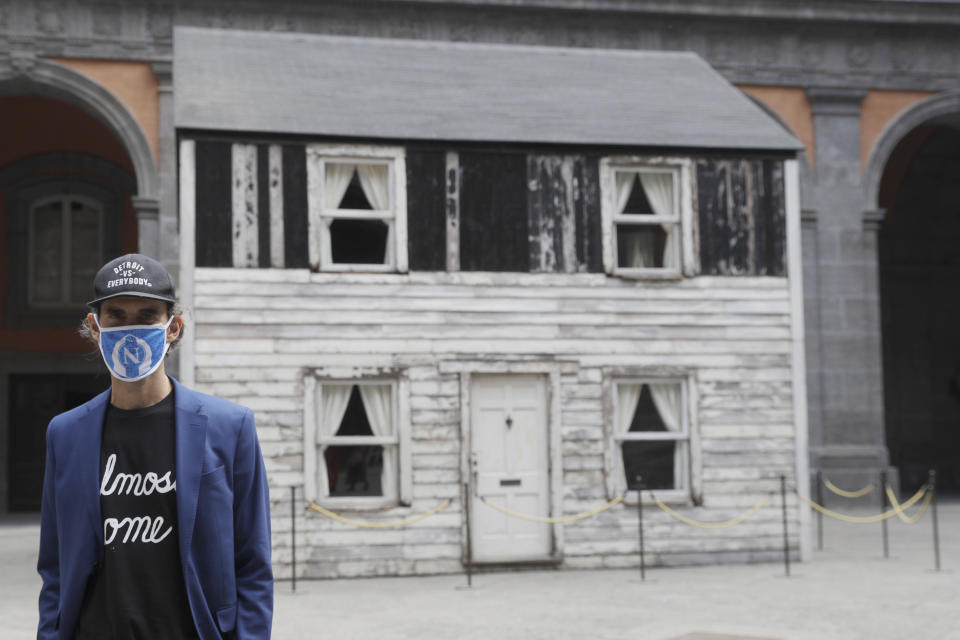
[88,253,177,307]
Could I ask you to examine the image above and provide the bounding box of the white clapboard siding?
[192,268,799,579]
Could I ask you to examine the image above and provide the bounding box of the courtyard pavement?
[3,500,958,640]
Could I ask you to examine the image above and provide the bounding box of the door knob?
[505,416,513,428]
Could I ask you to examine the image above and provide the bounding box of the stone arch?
[0,53,158,201]
[863,90,960,209]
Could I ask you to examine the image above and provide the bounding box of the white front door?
[470,374,551,563]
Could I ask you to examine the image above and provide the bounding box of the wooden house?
[173,27,808,579]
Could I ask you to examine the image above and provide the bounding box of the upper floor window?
[307,144,408,272]
[28,195,104,308]
[600,159,690,278]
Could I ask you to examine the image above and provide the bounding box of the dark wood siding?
[256,144,271,268]
[696,158,786,276]
[406,150,448,271]
[282,144,309,269]
[459,152,529,272]
[194,140,232,267]
[527,154,602,273]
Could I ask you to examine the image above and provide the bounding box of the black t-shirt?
[75,390,199,640]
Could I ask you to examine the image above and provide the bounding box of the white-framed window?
[303,376,411,508]
[28,195,104,308]
[306,144,408,272]
[612,377,692,501]
[600,158,692,277]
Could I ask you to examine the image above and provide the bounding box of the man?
[37,253,273,640]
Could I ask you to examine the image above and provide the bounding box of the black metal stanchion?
[636,475,645,582]
[930,469,941,572]
[816,470,824,551]
[290,485,296,593]
[780,475,790,577]
[463,482,473,587]
[881,470,889,559]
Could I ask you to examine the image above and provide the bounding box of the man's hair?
[78,302,185,352]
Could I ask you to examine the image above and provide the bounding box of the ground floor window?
[304,377,410,507]
[613,379,689,495]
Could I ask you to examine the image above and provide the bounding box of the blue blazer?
[37,378,273,640]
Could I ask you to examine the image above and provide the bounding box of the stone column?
[800,207,824,490]
[133,195,160,257]
[806,88,889,501]
[150,60,182,377]
[151,61,178,275]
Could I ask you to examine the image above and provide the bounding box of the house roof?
[173,27,802,152]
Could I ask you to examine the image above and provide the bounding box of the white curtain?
[324,163,356,209]
[359,385,396,500]
[617,383,642,436]
[357,164,390,211]
[319,385,353,496]
[616,383,642,491]
[321,385,353,439]
[649,383,684,489]
[639,172,677,269]
[615,172,652,268]
[357,164,393,265]
[322,164,356,263]
[615,172,635,216]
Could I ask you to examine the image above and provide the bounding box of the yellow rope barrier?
[797,484,928,524]
[651,493,773,529]
[885,485,933,525]
[307,499,452,528]
[824,478,876,499]
[479,495,624,524]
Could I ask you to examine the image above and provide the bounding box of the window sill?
[310,497,403,512]
[613,269,683,281]
[622,489,692,507]
[316,264,399,273]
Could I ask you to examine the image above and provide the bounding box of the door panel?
[471,375,550,562]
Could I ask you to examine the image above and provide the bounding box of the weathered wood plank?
[268,144,285,268]
[445,151,460,272]
[232,143,259,267]
[697,158,787,276]
[528,155,572,273]
[196,267,791,289]
[202,336,792,357]
[192,274,789,299]
[192,293,789,315]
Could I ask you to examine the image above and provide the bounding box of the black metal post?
[816,470,824,551]
[780,475,790,577]
[881,470,889,559]
[636,475,645,582]
[930,469,941,572]
[290,485,296,593]
[463,482,473,587]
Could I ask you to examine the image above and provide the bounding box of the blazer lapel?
[173,378,207,559]
[79,390,111,547]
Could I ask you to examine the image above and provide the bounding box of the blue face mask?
[94,315,175,382]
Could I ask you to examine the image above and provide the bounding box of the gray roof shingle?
[174,27,802,152]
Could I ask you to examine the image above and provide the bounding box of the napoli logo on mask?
[111,334,154,379]
[95,316,174,382]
